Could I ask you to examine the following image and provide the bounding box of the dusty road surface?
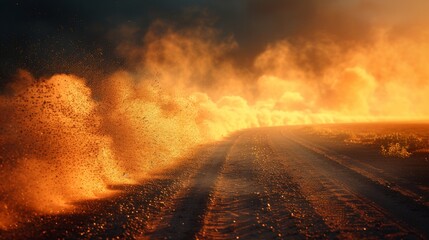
[2,127,429,239]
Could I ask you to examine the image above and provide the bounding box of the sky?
[0,0,239,83]
[2,0,427,86]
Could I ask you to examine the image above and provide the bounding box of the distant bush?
[309,126,429,158]
[380,142,411,158]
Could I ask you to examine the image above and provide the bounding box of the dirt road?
[2,127,428,239]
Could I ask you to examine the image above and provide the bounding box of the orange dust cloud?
[1,14,429,228]
[0,72,129,228]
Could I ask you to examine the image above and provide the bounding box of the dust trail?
[0,72,128,228]
[1,5,429,229]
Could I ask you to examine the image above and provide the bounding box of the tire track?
[289,129,429,207]
[199,131,332,239]
[251,133,334,239]
[141,135,239,239]
[199,133,283,239]
[267,128,423,238]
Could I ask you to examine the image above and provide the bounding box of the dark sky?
[1,0,424,87]
[0,0,210,84]
[0,0,260,84]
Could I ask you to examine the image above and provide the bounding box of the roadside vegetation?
[306,125,429,159]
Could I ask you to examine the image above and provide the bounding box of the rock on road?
[2,127,429,239]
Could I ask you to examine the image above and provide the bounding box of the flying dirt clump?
[0,71,128,228]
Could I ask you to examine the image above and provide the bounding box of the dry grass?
[306,124,429,159]
[380,143,411,158]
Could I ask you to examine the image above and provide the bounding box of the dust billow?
[0,72,127,228]
[2,9,429,228]
[0,65,257,229]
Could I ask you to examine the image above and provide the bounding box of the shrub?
[381,142,411,158]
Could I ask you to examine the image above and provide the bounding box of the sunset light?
[1,1,428,238]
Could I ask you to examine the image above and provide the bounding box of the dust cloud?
[2,1,429,229]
